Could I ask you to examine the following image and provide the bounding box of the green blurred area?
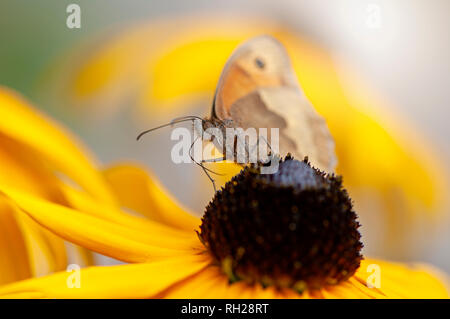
[1,1,77,101]
[0,0,147,105]
[0,0,209,104]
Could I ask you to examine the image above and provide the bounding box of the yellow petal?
[1,292,45,299]
[14,213,68,276]
[162,258,448,299]
[161,265,309,299]
[31,226,68,272]
[161,266,256,299]
[320,280,376,299]
[60,182,199,237]
[0,199,32,285]
[0,185,202,263]
[0,87,115,204]
[0,135,60,200]
[69,243,95,267]
[353,259,449,299]
[158,265,226,298]
[103,164,200,231]
[0,101,92,277]
[0,197,69,281]
[0,254,210,298]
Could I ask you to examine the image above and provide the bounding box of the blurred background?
[1,0,449,272]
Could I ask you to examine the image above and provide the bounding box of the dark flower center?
[199,155,363,293]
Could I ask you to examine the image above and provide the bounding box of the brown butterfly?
[197,36,335,170]
[138,36,336,189]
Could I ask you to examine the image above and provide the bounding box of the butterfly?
[197,36,335,170]
[138,35,336,189]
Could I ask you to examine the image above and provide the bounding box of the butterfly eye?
[254,57,265,69]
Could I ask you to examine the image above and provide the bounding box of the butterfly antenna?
[136,116,205,141]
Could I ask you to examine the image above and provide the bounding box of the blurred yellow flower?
[0,87,117,284]
[51,15,448,258]
[0,87,448,299]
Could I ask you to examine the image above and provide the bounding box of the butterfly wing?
[212,35,336,172]
[213,35,298,119]
[230,87,336,172]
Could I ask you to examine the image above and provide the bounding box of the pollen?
[199,155,363,293]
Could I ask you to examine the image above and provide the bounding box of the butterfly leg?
[246,134,274,165]
[258,134,273,154]
[200,164,218,193]
[200,157,228,193]
[188,137,224,193]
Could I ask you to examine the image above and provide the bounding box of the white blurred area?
[2,0,450,270]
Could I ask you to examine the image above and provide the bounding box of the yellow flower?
[0,87,448,299]
[48,15,448,258]
[0,87,116,284]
